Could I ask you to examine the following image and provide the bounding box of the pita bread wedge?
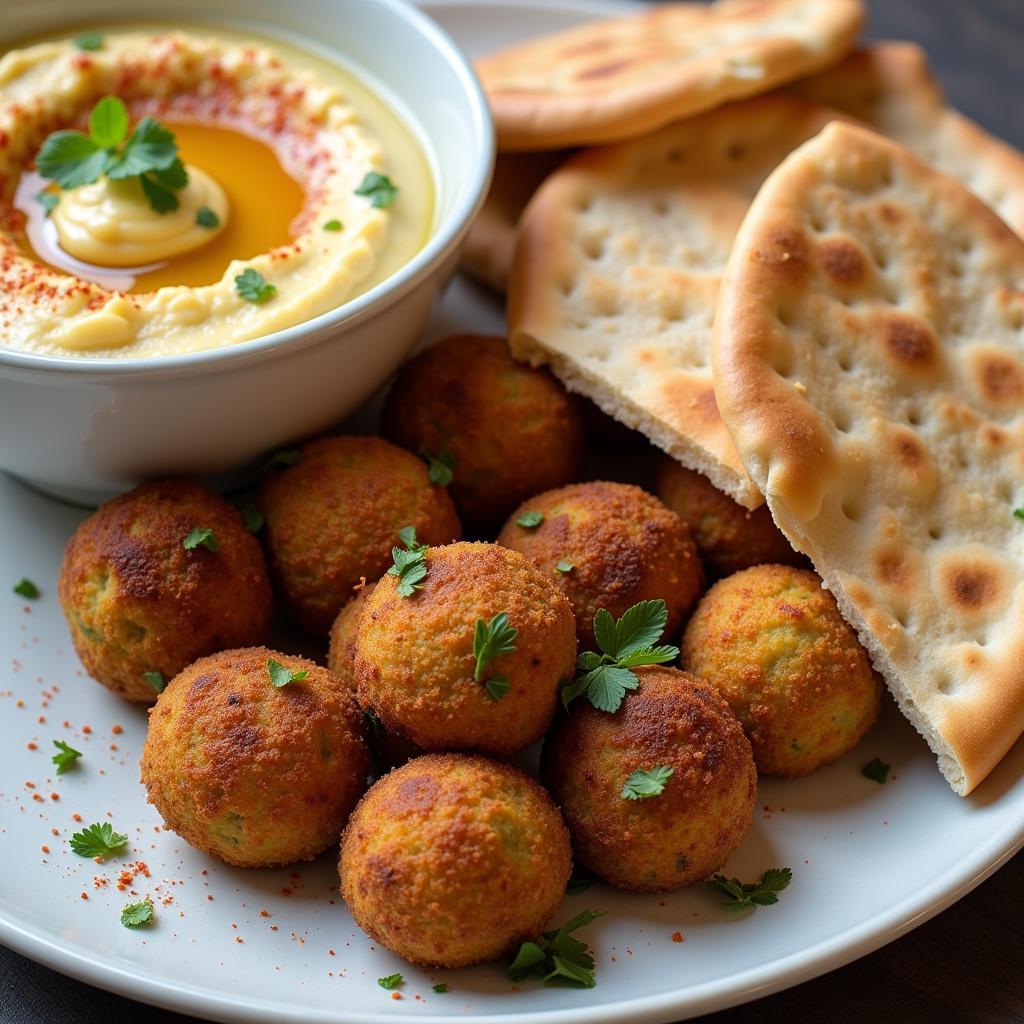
[476,0,864,151]
[787,42,1024,238]
[713,121,1024,795]
[509,94,844,508]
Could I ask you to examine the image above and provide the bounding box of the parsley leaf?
[355,171,399,208]
[710,867,792,910]
[70,822,128,860]
[484,676,510,702]
[388,526,428,597]
[36,131,108,189]
[432,983,448,993]
[183,526,218,552]
[473,611,517,680]
[52,739,82,774]
[121,898,154,928]
[235,267,276,304]
[13,578,40,599]
[516,511,544,528]
[262,448,300,473]
[555,560,574,574]
[36,191,59,216]
[862,757,891,784]
[419,447,456,487]
[141,671,166,694]
[74,32,104,51]
[323,219,343,231]
[562,600,679,714]
[239,504,263,533]
[88,96,128,148]
[267,658,309,688]
[195,205,220,228]
[566,865,596,895]
[105,116,178,179]
[621,765,673,800]
[1014,508,1024,520]
[378,973,403,990]
[508,909,604,988]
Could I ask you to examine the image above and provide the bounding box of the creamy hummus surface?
[0,29,434,357]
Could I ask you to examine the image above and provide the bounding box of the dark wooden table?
[4,1,1024,1021]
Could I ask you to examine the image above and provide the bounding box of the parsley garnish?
[566,865,596,895]
[1014,508,1024,520]
[862,757,891,784]
[710,867,792,910]
[74,32,104,51]
[13,578,39,599]
[262,448,300,473]
[483,676,511,702]
[36,191,59,217]
[121,898,154,928]
[239,504,263,533]
[235,267,276,304]
[196,206,219,228]
[621,765,673,800]
[432,983,448,993]
[555,560,574,574]
[388,526,428,597]
[508,909,604,988]
[267,658,308,688]
[70,822,128,860]
[419,447,456,487]
[561,600,679,713]
[473,612,517,701]
[516,511,544,528]
[183,526,218,552]
[355,171,399,208]
[323,219,343,231]
[141,671,166,694]
[36,96,188,213]
[52,739,82,774]
[377,973,403,990]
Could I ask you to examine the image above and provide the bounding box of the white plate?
[3,3,1024,1023]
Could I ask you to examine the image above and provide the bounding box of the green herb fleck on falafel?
[267,658,309,688]
[183,526,218,552]
[621,765,673,800]
[388,526,429,597]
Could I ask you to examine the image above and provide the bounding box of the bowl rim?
[0,0,495,377]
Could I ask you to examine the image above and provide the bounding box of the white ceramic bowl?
[0,0,493,505]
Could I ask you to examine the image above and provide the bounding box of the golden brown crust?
[476,0,864,150]
[141,646,370,867]
[326,584,376,692]
[496,480,703,644]
[541,666,756,891]
[339,753,571,967]
[712,121,1024,794]
[259,435,461,634]
[58,480,272,702]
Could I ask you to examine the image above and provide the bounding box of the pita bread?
[476,0,864,151]
[787,42,1024,239]
[509,95,844,508]
[712,121,1024,795]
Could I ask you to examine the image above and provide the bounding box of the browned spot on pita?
[882,314,939,372]
[753,225,809,279]
[982,424,1008,448]
[973,350,1024,405]
[942,562,1003,613]
[874,547,914,592]
[891,428,925,469]
[576,59,635,81]
[818,237,867,284]
[878,202,904,224]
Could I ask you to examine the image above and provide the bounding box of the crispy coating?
[327,583,377,692]
[141,647,370,867]
[354,542,576,755]
[380,335,585,526]
[497,481,703,645]
[541,667,756,892]
[58,480,272,702]
[655,457,807,579]
[339,753,571,967]
[259,436,461,635]
[681,565,883,776]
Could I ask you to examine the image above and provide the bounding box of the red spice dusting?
[235,937,243,944]
[50,792,59,801]
[32,793,43,803]
[93,876,108,890]
[37,715,45,724]
[116,861,150,891]
[259,910,269,918]
[26,742,37,750]
[270,925,278,932]
[671,931,684,943]
[206,895,214,901]
[40,845,49,854]
[328,949,335,956]
[82,725,92,734]
[24,781,35,789]
[112,725,123,735]
[72,813,82,822]
[390,993,401,1001]
[80,892,88,900]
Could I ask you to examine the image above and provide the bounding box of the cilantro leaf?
[106,116,178,179]
[141,671,166,694]
[1014,508,1024,520]
[621,765,673,800]
[596,600,668,660]
[615,644,679,668]
[70,822,128,859]
[397,525,426,552]
[862,757,891,784]
[74,32,104,51]
[508,909,604,988]
[578,664,639,713]
[355,171,399,208]
[516,511,544,528]
[196,205,220,228]
[13,578,40,599]
[183,526,218,552]
[140,173,180,214]
[121,898,154,928]
[36,191,59,216]
[710,867,792,910]
[473,612,517,681]
[235,267,276,304]
[388,527,429,597]
[239,504,263,533]
[36,131,109,189]
[566,864,596,895]
[555,560,574,574]
[88,96,128,149]
[52,739,82,774]
[419,447,455,487]
[323,219,343,231]
[432,983,448,993]
[377,973,403,990]
[267,658,309,688]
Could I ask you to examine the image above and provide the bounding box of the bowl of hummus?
[0,0,493,503]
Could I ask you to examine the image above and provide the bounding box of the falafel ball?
[541,666,756,892]
[259,436,461,634]
[142,647,370,867]
[681,565,882,777]
[354,542,576,755]
[326,583,377,692]
[497,481,703,646]
[655,458,806,579]
[380,334,585,526]
[339,753,571,967]
[58,480,272,702]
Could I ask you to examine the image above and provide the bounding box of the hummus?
[0,29,434,357]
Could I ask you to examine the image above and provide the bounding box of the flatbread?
[712,121,1024,795]
[787,42,1024,238]
[509,94,844,508]
[461,151,570,291]
[476,0,865,151]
